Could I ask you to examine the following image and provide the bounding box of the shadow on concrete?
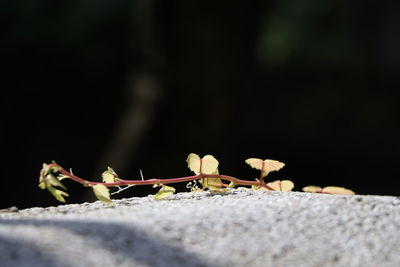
[0,218,211,267]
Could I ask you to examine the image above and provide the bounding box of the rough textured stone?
[1,188,400,267]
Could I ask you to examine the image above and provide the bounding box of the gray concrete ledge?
[1,188,400,267]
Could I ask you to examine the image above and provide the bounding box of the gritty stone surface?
[1,188,400,267]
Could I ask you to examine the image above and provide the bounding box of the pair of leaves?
[245,158,285,177]
[303,185,355,195]
[252,180,294,192]
[186,153,223,191]
[245,158,293,191]
[39,164,69,202]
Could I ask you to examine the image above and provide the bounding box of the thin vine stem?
[49,163,275,190]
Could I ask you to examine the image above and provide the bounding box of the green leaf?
[47,186,69,203]
[154,185,176,200]
[102,167,118,183]
[39,182,46,190]
[47,174,67,190]
[228,181,237,188]
[245,158,285,177]
[187,153,219,174]
[93,184,113,204]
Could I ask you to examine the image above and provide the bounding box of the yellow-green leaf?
[154,185,176,200]
[228,181,237,188]
[187,153,219,174]
[93,184,112,204]
[267,180,294,192]
[321,186,355,195]
[245,158,285,177]
[47,174,67,190]
[302,185,322,193]
[102,167,118,183]
[39,182,46,190]
[48,187,69,203]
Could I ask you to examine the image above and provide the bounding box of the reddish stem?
[48,163,274,190]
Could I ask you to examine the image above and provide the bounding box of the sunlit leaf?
[154,185,176,200]
[186,153,219,174]
[187,153,201,174]
[245,158,264,170]
[102,167,118,183]
[245,158,285,177]
[201,155,219,174]
[93,184,112,204]
[321,186,355,195]
[200,170,223,190]
[267,180,294,192]
[302,185,322,193]
[264,160,285,175]
[47,174,67,190]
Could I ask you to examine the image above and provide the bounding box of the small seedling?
[38,153,355,204]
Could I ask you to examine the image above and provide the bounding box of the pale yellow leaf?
[281,180,294,191]
[187,153,219,174]
[102,167,117,183]
[266,180,293,191]
[154,185,176,200]
[322,186,355,195]
[187,153,201,174]
[245,158,264,170]
[266,180,281,191]
[302,185,322,193]
[263,160,285,176]
[93,184,112,204]
[201,155,219,174]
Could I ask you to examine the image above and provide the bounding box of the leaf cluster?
[39,163,69,202]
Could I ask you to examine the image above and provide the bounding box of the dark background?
[2,0,399,209]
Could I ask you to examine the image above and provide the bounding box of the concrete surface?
[1,188,400,267]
